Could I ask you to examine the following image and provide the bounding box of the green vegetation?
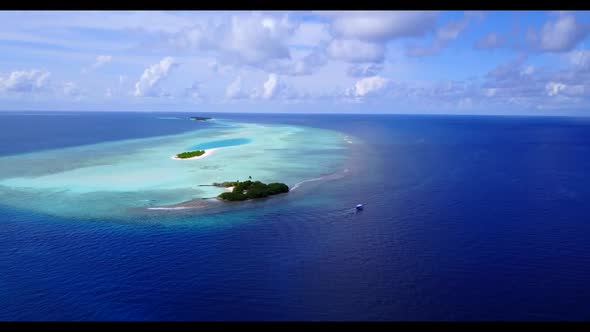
[189,116,212,121]
[176,150,205,159]
[217,180,289,201]
[213,181,240,188]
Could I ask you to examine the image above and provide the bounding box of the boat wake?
[290,168,350,191]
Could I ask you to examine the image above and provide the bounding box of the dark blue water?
[188,138,252,151]
[1,111,590,321]
[0,112,217,156]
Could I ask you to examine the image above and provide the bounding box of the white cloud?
[465,53,590,109]
[133,56,178,97]
[346,63,384,77]
[262,74,280,99]
[486,54,528,81]
[458,97,474,109]
[259,73,293,99]
[91,55,112,69]
[225,76,248,99]
[347,75,390,98]
[82,55,113,74]
[438,18,470,40]
[168,13,293,67]
[529,12,590,52]
[222,14,293,65]
[475,32,502,50]
[327,39,385,63]
[566,85,586,96]
[485,88,497,97]
[63,81,82,97]
[292,49,328,75]
[407,13,474,57]
[0,11,206,57]
[262,48,329,76]
[247,73,308,101]
[0,69,50,93]
[289,22,332,47]
[94,55,112,68]
[546,82,566,96]
[568,49,590,68]
[184,82,205,101]
[325,11,438,42]
[209,60,234,75]
[546,81,586,97]
[464,11,486,20]
[162,11,441,73]
[6,11,590,111]
[1,11,198,34]
[521,65,535,76]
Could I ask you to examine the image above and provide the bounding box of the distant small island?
[216,179,289,201]
[175,150,205,159]
[189,116,212,121]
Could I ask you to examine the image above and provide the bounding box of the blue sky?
[1,10,590,115]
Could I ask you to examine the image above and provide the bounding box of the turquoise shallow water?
[0,120,351,219]
[188,138,252,150]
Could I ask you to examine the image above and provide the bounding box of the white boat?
[355,204,364,211]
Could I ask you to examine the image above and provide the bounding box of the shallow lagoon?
[0,120,350,219]
[188,138,252,150]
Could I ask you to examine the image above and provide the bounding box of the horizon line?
[0,109,588,118]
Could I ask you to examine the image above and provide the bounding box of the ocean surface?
[1,111,590,321]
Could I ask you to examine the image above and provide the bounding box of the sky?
[1,10,590,115]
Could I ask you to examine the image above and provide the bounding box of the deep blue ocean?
[1,111,590,321]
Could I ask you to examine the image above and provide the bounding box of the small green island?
[175,150,205,159]
[189,116,212,121]
[215,179,289,201]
